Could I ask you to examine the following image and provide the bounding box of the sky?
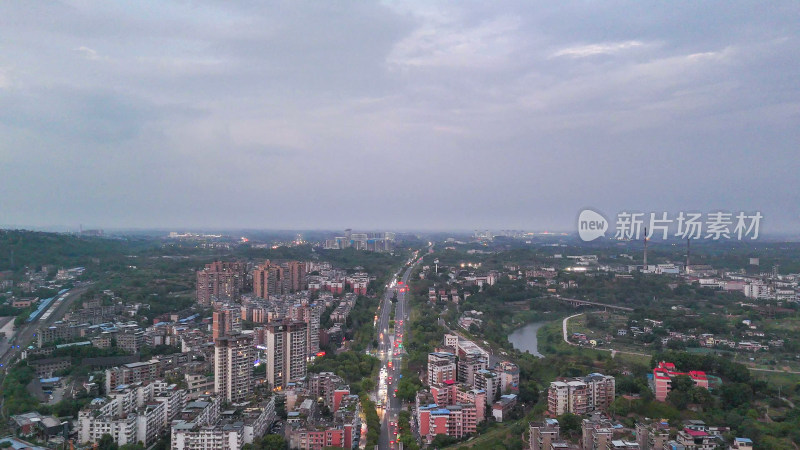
[1,1,798,233]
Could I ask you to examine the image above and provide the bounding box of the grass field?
[752,370,800,391]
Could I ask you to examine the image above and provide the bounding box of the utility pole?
[642,227,648,271]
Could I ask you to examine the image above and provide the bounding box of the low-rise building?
[652,362,709,402]
[491,394,517,422]
[581,414,614,450]
[635,419,670,450]
[676,427,716,450]
[79,381,186,447]
[529,418,560,450]
[416,403,478,443]
[105,359,161,393]
[428,352,457,386]
[10,412,68,442]
[729,437,753,450]
[28,357,72,378]
[286,394,361,449]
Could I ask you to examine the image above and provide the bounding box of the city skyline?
[1,1,798,231]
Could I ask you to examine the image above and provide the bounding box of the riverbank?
[507,321,548,357]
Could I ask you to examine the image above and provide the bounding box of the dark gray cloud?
[0,0,798,232]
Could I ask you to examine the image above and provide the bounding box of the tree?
[720,383,753,409]
[119,444,145,450]
[257,434,288,450]
[361,377,376,393]
[666,375,695,409]
[557,413,582,435]
[430,434,457,448]
[667,388,691,410]
[98,434,118,450]
[518,379,539,403]
[274,395,287,420]
[670,375,695,393]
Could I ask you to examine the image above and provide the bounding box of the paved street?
[376,252,421,450]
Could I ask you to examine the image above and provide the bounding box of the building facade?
[214,334,254,403]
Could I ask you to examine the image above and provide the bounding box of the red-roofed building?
[653,362,710,402]
[677,427,716,449]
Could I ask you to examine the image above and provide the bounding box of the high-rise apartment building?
[212,309,232,340]
[253,261,282,299]
[547,373,615,416]
[285,261,307,293]
[214,334,254,403]
[196,261,246,306]
[253,260,306,299]
[265,321,308,389]
[298,303,322,357]
[457,353,488,386]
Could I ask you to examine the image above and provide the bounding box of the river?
[508,321,548,358]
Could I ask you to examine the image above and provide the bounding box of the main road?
[375,250,422,450]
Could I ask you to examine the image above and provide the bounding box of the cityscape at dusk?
[0,2,799,450]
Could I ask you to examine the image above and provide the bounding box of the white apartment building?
[78,381,186,447]
[265,321,308,389]
[214,334,254,403]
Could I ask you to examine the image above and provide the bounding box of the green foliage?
[243,434,288,450]
[1,362,40,415]
[610,396,682,422]
[308,352,379,395]
[720,383,753,409]
[666,387,692,410]
[360,393,381,448]
[360,377,376,393]
[345,295,379,352]
[395,366,423,402]
[98,434,118,450]
[670,374,695,392]
[0,230,151,273]
[140,344,181,360]
[53,395,94,417]
[403,302,448,372]
[317,248,406,283]
[430,434,457,448]
[43,343,130,361]
[119,444,145,450]
[274,395,287,420]
[556,413,581,435]
[398,410,420,450]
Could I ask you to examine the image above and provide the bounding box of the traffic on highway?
[374,249,424,449]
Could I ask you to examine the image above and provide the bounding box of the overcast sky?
[1,1,798,232]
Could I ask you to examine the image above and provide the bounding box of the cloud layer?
[1,1,798,232]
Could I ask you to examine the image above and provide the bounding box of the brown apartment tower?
[212,309,233,340]
[253,260,306,299]
[196,261,246,306]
